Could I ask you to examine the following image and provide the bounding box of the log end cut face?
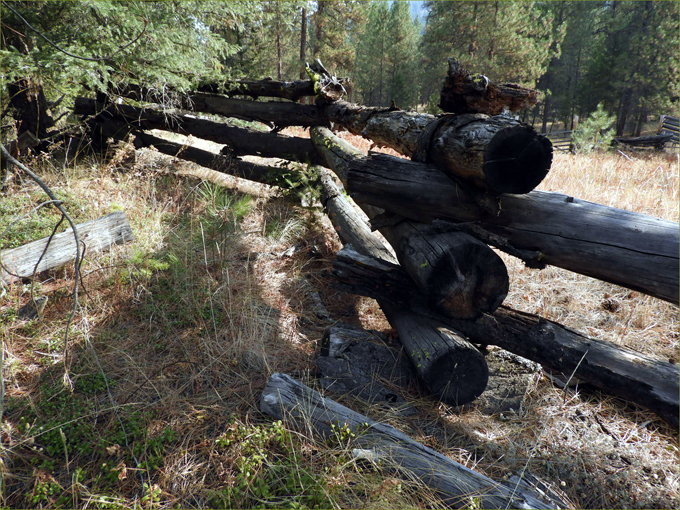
[484,125,553,195]
[428,337,490,406]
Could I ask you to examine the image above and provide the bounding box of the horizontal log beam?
[74,98,324,165]
[342,151,679,305]
[331,246,680,428]
[197,78,315,101]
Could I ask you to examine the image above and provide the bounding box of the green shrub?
[572,103,615,153]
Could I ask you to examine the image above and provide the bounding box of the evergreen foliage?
[572,102,615,153]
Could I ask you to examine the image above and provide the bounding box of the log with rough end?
[439,58,539,115]
[321,101,552,195]
[312,127,509,319]
[331,246,680,428]
[380,222,508,319]
[318,168,489,405]
[345,152,679,305]
[260,373,563,509]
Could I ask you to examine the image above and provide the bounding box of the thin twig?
[0,144,82,389]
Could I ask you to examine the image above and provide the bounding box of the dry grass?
[1,137,678,509]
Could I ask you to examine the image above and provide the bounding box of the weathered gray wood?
[312,130,509,320]
[316,323,416,408]
[331,246,680,428]
[260,372,562,509]
[74,98,324,165]
[1,211,134,284]
[318,167,489,405]
[333,147,679,305]
[128,129,276,184]
[439,58,539,115]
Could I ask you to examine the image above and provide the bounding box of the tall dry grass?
[1,137,678,509]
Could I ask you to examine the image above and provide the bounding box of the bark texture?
[343,151,679,305]
[439,58,539,115]
[318,168,489,405]
[331,246,679,428]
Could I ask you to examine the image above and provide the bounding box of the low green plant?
[572,103,615,153]
[211,420,333,509]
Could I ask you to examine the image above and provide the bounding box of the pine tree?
[354,1,390,106]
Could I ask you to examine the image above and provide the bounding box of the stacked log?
[70,59,679,420]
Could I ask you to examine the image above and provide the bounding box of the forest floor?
[1,134,678,509]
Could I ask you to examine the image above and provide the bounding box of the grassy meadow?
[1,137,678,509]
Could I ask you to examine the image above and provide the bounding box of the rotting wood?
[261,372,565,509]
[318,167,489,405]
[74,97,324,165]
[312,128,509,320]
[439,58,539,115]
[331,245,680,428]
[1,211,134,284]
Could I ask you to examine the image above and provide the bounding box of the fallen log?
[1,211,134,284]
[260,372,563,509]
[318,168,488,405]
[329,145,679,304]
[313,128,509,319]
[439,58,539,115]
[331,246,680,428]
[197,78,315,101]
[74,98,324,165]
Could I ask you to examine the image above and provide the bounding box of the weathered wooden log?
[331,245,680,428]
[313,129,509,319]
[197,78,316,101]
[612,134,673,149]
[1,211,134,284]
[260,373,563,509]
[316,323,416,408]
[318,167,488,405]
[74,97,324,165]
[128,128,276,183]
[344,151,679,304]
[439,58,539,115]
[114,84,326,128]
[318,101,552,195]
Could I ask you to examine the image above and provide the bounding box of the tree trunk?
[313,128,509,319]
[1,211,134,284]
[439,58,539,115]
[339,149,679,305]
[260,373,563,509]
[331,245,680,428]
[74,98,324,165]
[300,7,307,80]
[318,168,489,405]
